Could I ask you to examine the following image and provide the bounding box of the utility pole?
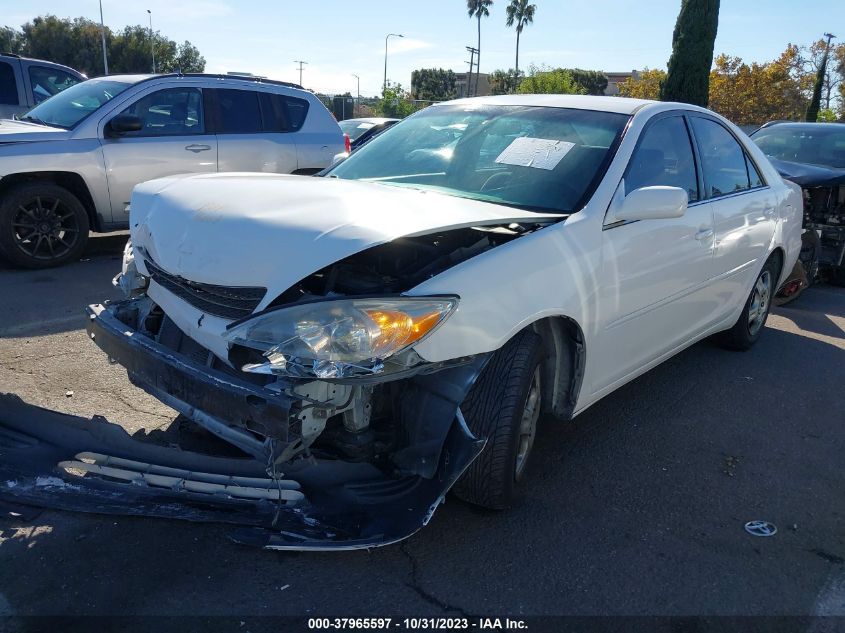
[351,73,360,117]
[823,32,836,109]
[294,60,308,86]
[98,0,108,75]
[146,10,155,73]
[465,46,478,98]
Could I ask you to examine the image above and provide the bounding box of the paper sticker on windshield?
[495,137,575,170]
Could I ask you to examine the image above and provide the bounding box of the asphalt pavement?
[0,234,843,621]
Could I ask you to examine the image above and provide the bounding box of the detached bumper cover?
[0,394,483,549]
[0,304,486,550]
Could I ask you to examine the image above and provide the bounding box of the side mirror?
[106,114,143,136]
[614,185,688,222]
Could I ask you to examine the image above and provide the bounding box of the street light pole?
[383,33,404,96]
[98,0,109,75]
[146,9,155,73]
[351,73,359,117]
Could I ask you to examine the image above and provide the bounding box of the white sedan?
[3,95,802,550]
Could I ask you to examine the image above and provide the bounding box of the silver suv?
[0,73,344,268]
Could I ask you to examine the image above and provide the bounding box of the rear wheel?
[0,183,89,269]
[453,329,544,509]
[716,254,781,351]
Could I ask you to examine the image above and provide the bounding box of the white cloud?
[381,37,433,55]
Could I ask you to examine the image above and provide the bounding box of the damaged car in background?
[0,95,802,550]
[751,121,845,301]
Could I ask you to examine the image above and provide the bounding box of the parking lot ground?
[0,234,844,618]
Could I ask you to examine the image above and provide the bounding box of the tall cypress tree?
[805,45,830,122]
[660,0,721,106]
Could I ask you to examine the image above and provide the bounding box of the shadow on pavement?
[0,323,842,617]
[0,233,127,338]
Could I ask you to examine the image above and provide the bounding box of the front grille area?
[144,258,266,320]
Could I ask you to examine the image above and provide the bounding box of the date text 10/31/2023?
[307,617,529,630]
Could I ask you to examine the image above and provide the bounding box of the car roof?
[341,117,400,124]
[438,94,658,115]
[81,73,307,92]
[759,121,845,129]
[0,53,84,76]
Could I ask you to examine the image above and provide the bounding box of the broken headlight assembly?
[113,239,149,299]
[224,296,458,379]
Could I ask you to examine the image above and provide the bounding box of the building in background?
[604,70,640,96]
[455,72,491,98]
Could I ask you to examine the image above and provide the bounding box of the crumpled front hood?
[0,119,70,142]
[768,157,845,187]
[131,172,562,308]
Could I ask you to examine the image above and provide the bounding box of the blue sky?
[4,1,844,96]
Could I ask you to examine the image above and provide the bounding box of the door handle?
[185,144,211,153]
[695,228,714,241]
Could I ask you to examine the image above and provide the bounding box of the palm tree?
[467,0,493,96]
[506,0,536,75]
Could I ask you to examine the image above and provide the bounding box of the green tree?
[489,68,523,94]
[505,0,536,75]
[565,68,608,95]
[617,68,667,100]
[517,65,584,95]
[0,26,25,53]
[660,0,721,106]
[411,68,457,101]
[378,82,418,118]
[467,0,493,97]
[2,15,204,76]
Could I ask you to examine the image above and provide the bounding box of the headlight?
[224,296,458,379]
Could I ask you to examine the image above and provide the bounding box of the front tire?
[453,329,544,510]
[716,254,781,351]
[0,183,89,269]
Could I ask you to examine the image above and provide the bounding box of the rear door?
[594,113,717,393]
[0,59,25,119]
[100,86,217,220]
[688,116,778,315]
[205,88,298,174]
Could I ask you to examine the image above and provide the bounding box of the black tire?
[716,254,782,351]
[453,329,544,509]
[0,183,89,269]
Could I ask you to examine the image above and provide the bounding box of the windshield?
[21,79,134,129]
[752,124,845,169]
[339,119,378,142]
[328,104,629,213]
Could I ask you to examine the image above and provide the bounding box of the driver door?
[100,87,217,222]
[593,113,717,394]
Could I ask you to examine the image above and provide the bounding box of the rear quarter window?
[0,61,18,105]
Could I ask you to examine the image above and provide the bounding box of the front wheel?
[716,254,781,351]
[453,329,544,509]
[0,183,90,269]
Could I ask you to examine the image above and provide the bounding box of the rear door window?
[213,89,261,134]
[0,61,18,105]
[258,92,310,132]
[690,117,755,198]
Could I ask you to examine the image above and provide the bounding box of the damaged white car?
[0,95,802,549]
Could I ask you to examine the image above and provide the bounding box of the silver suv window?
[119,87,205,136]
[0,61,17,105]
[28,65,82,104]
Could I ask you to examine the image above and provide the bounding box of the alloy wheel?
[748,270,772,336]
[11,196,80,261]
[515,365,542,480]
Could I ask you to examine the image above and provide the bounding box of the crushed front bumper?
[0,302,486,550]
